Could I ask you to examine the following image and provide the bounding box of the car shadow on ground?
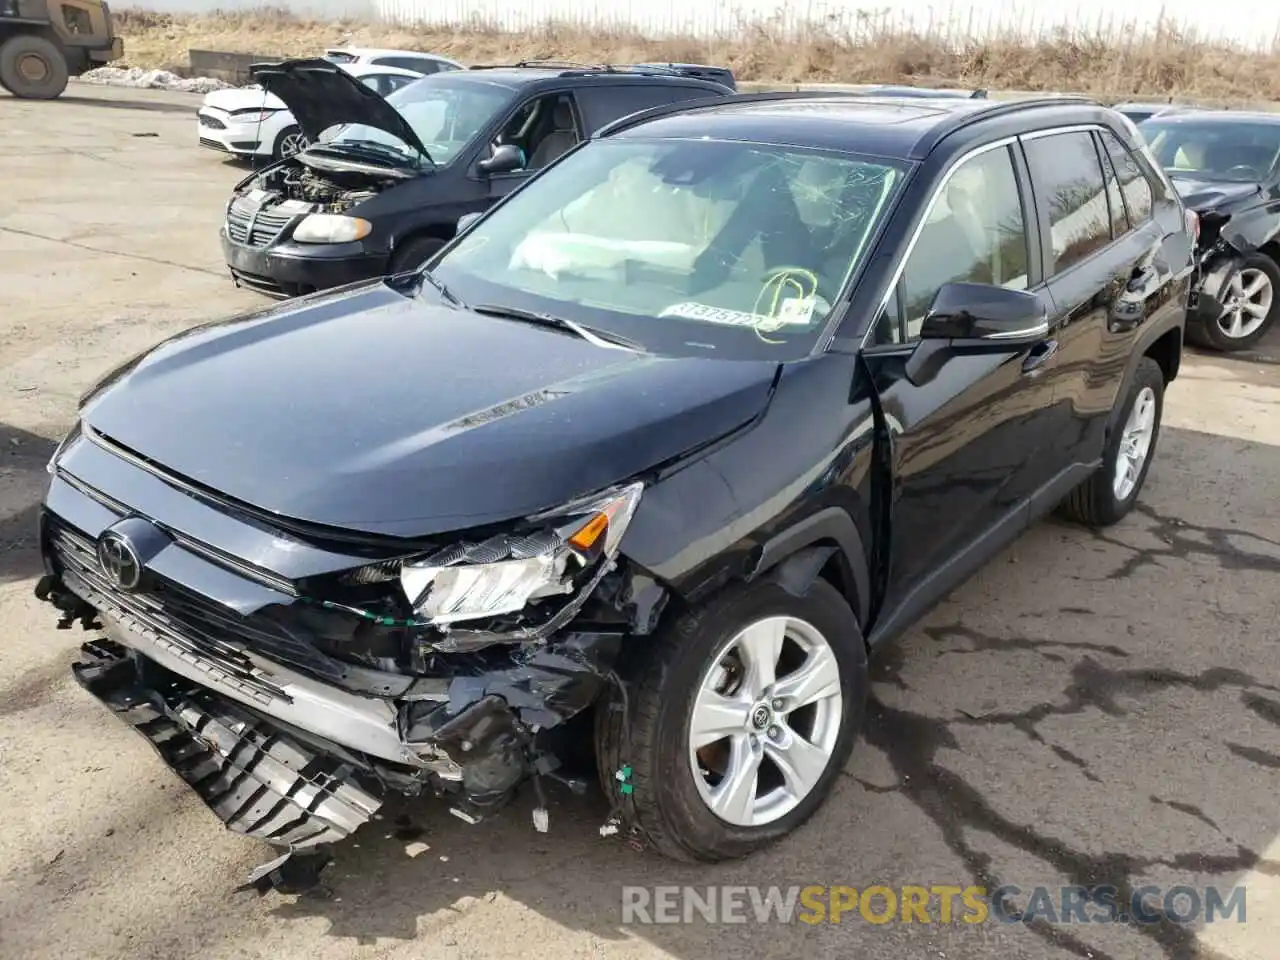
[0,423,54,585]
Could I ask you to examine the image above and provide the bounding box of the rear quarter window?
[1100,130,1155,224]
[574,84,719,132]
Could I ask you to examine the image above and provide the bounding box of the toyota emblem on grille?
[97,531,143,591]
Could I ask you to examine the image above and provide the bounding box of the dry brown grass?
[112,6,1280,103]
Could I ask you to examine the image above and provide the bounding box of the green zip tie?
[616,765,634,794]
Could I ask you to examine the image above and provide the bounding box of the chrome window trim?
[985,320,1051,340]
[860,121,1145,349]
[859,134,1019,349]
[1020,122,1109,141]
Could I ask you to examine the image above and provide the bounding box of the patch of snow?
[79,67,234,93]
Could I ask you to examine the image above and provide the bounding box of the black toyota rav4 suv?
[219,58,735,298]
[40,92,1193,888]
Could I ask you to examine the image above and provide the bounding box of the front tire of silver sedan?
[595,576,867,862]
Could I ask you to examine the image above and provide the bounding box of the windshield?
[430,137,907,360]
[1140,119,1280,182]
[323,74,514,165]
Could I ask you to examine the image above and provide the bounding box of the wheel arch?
[394,221,456,249]
[1143,325,1183,385]
[744,507,871,632]
[388,223,455,270]
[1256,238,1280,268]
[0,23,60,45]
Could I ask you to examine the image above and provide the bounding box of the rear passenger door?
[1020,126,1172,466]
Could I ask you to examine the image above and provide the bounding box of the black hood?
[249,57,431,159]
[1170,175,1263,215]
[76,283,779,537]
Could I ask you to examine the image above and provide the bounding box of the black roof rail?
[592,89,878,139]
[594,88,1107,151]
[911,95,1108,156]
[469,59,603,71]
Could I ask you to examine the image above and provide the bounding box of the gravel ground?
[1,83,1279,960]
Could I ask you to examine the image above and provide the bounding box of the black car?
[218,58,735,298]
[1138,110,1280,351]
[1112,101,1193,126]
[41,91,1193,887]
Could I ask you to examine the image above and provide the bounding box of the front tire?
[1189,252,1280,352]
[0,35,70,100]
[273,124,308,161]
[1057,356,1165,527]
[594,577,867,862]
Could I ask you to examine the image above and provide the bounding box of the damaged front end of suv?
[35,311,703,890]
[38,464,660,889]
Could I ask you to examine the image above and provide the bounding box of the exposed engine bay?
[238,155,402,213]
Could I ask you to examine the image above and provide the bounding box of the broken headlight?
[397,481,643,626]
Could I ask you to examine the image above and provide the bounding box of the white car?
[197,62,431,162]
[318,47,466,75]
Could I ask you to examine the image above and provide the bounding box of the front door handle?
[1022,339,1059,376]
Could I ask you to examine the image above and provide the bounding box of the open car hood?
[248,57,431,159]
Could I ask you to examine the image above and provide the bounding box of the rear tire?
[594,577,867,863]
[388,235,445,275]
[1057,356,1165,528]
[0,35,70,100]
[1187,252,1280,353]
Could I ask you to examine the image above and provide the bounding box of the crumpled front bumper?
[1188,244,1246,328]
[72,637,383,850]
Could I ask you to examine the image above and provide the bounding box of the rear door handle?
[1022,339,1058,376]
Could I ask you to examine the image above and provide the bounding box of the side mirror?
[478,143,524,175]
[457,212,482,233]
[904,282,1050,387]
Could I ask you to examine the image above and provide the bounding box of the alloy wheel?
[687,615,843,827]
[1113,385,1157,501]
[279,131,308,159]
[1216,267,1273,341]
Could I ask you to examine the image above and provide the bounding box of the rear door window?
[1022,130,1113,275]
[373,56,440,74]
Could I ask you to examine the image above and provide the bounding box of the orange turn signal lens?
[568,512,609,551]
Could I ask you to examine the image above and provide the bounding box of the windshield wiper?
[316,139,432,168]
[418,269,466,309]
[470,303,642,352]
